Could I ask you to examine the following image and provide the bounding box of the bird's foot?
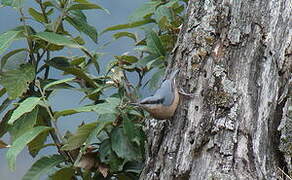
[178,88,196,99]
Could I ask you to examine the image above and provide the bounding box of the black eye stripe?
[141,98,164,104]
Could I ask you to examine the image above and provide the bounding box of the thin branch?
[36,82,74,163]
[18,8,36,64]
[44,51,50,79]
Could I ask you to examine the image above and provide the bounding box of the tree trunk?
[140,0,291,179]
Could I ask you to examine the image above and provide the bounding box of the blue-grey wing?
[154,79,174,106]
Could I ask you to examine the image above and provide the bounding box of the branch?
[36,81,74,163]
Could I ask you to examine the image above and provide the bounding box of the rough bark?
[140,0,292,179]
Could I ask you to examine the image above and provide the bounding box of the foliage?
[0,0,187,179]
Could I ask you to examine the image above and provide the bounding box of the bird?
[131,69,180,120]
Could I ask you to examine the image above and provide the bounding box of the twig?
[36,82,74,163]
[44,51,50,79]
[18,8,36,64]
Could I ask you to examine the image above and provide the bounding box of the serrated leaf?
[99,139,124,172]
[49,167,75,180]
[62,114,115,151]
[6,126,52,171]
[86,114,115,144]
[43,77,75,91]
[9,107,39,141]
[145,28,166,56]
[0,64,35,99]
[22,154,65,180]
[33,32,82,49]
[1,48,27,71]
[101,19,155,34]
[28,8,46,23]
[68,2,109,14]
[122,114,143,146]
[111,128,142,161]
[128,1,160,22]
[61,122,99,151]
[0,30,23,55]
[27,130,49,157]
[113,32,137,42]
[8,97,41,124]
[65,15,98,43]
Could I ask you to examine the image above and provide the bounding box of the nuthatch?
[131,69,180,120]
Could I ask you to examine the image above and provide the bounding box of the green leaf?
[0,64,35,99]
[68,2,109,14]
[54,105,96,119]
[123,114,143,146]
[70,9,87,22]
[1,48,27,71]
[145,28,166,56]
[111,128,142,161]
[8,97,41,124]
[101,19,155,34]
[46,57,97,88]
[22,155,65,180]
[105,97,121,107]
[49,167,75,180]
[28,8,46,23]
[0,30,23,55]
[0,88,6,98]
[134,46,154,54]
[33,32,82,49]
[99,139,124,172]
[115,55,138,64]
[1,0,26,8]
[12,0,26,8]
[113,31,137,42]
[86,114,115,144]
[55,97,120,118]
[0,109,12,137]
[9,107,39,141]
[6,126,52,171]
[94,99,119,114]
[65,15,98,43]
[62,114,115,151]
[128,1,160,22]
[61,122,99,151]
[27,130,49,157]
[43,77,75,91]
